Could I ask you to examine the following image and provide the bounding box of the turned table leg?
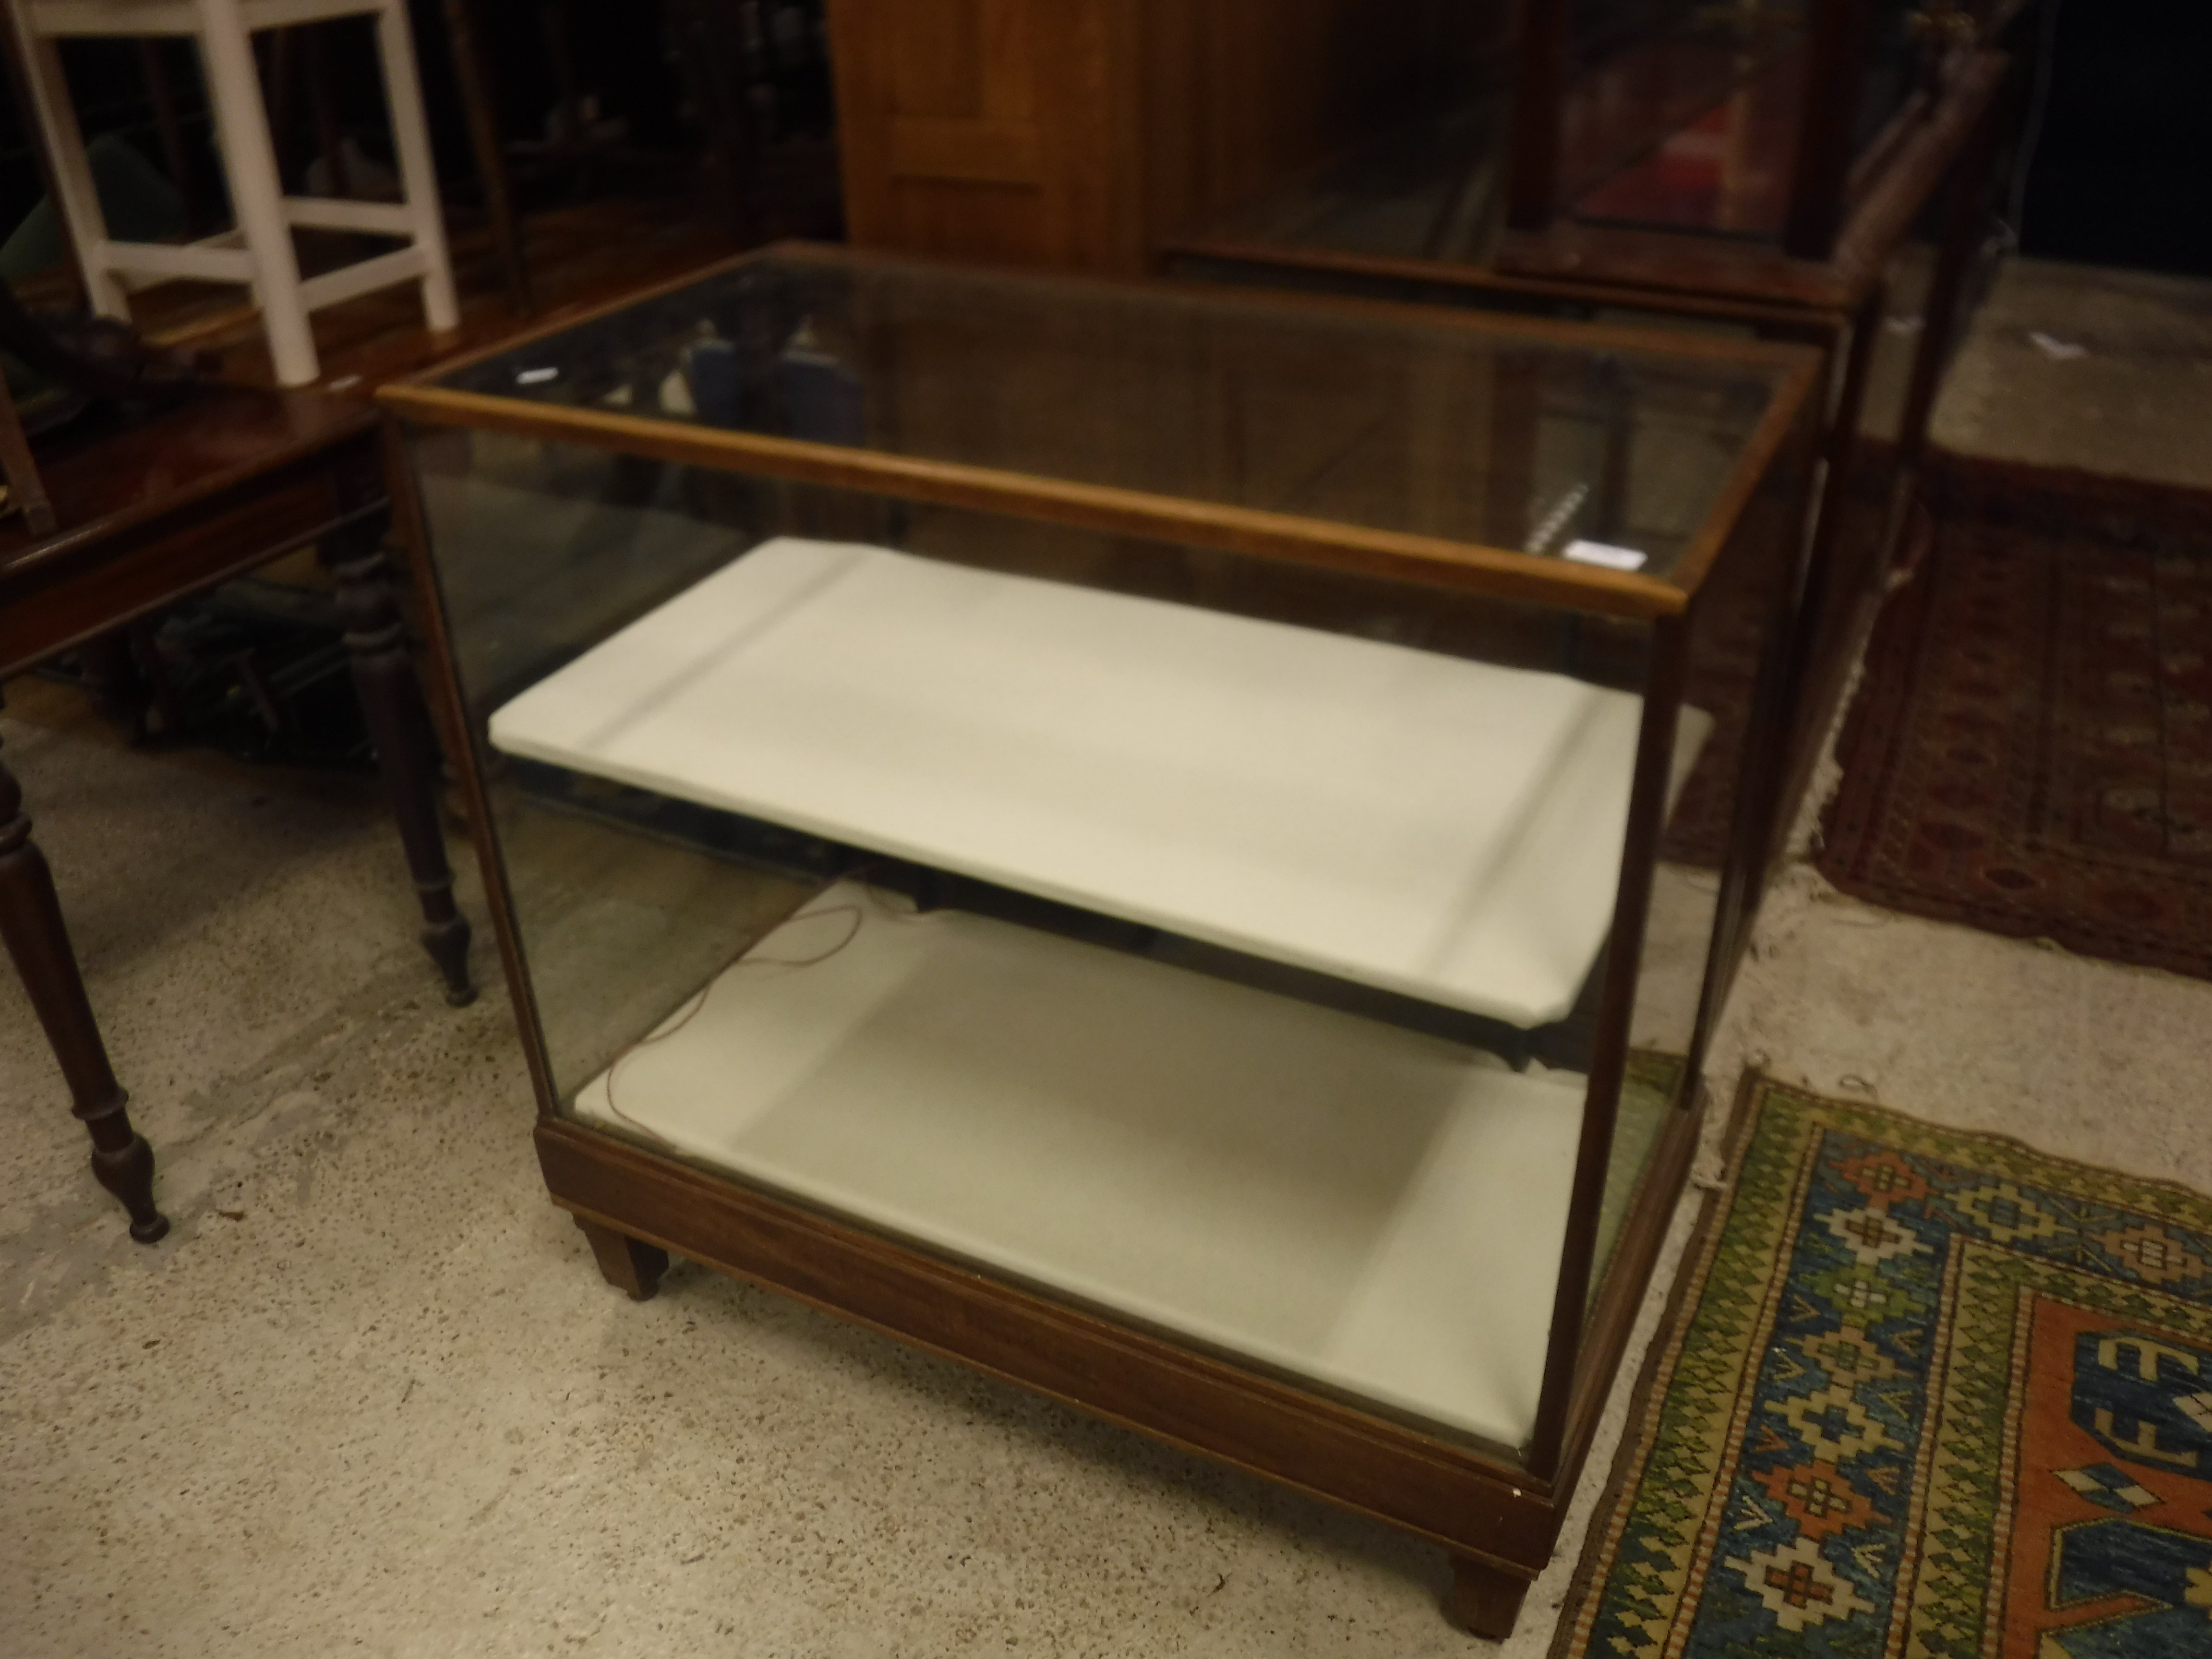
[321,522,475,1006]
[575,1217,669,1301]
[1449,1555,1533,1641]
[0,734,168,1242]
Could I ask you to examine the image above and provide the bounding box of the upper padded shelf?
[490,536,1708,1028]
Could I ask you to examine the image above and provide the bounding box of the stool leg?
[196,0,319,385]
[374,0,460,332]
[440,0,530,315]
[0,735,168,1243]
[8,28,128,317]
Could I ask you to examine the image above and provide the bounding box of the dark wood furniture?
[0,386,473,1243]
[382,245,1821,1636]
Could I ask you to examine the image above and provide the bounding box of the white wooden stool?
[7,0,460,386]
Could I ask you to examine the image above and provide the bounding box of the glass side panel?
[427,250,1783,585]
[1556,0,1941,245]
[1563,42,1810,241]
[1781,238,1926,798]
[1557,0,1811,241]
[1590,395,1819,1304]
[1854,0,1928,157]
[1177,0,1818,260]
[409,421,1681,1462]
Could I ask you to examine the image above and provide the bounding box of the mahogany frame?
[378,247,1820,1635]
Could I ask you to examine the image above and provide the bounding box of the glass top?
[415,246,1802,589]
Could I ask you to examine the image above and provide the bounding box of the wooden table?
[0,385,473,1242]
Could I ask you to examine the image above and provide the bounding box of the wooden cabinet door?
[827,0,1142,270]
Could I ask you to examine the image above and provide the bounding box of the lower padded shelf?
[572,881,1585,1451]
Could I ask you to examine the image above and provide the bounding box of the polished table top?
[0,387,376,576]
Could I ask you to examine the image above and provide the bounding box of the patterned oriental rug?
[1818,456,2212,980]
[1555,1076,2212,1659]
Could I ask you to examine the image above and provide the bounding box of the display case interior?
[1515,0,1988,257]
[1179,0,1997,284]
[384,251,1818,1615]
[1542,0,1815,242]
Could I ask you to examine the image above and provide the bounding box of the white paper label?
[1563,539,1648,571]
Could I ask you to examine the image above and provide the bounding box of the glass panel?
[430,251,1781,585]
[1557,0,1812,241]
[1176,0,1940,258]
[1854,0,1928,156]
[410,422,1677,1461]
[1186,0,1849,258]
[1798,239,1927,733]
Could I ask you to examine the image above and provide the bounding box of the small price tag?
[1563,539,1648,571]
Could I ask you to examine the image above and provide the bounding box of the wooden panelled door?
[827,0,1464,273]
[827,0,1141,270]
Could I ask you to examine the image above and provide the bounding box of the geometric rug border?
[1547,1067,2212,1659]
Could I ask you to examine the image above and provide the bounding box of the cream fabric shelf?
[493,537,1704,1028]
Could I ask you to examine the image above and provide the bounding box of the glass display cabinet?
[1497,11,2015,844]
[1166,2,2012,278]
[1166,0,2014,872]
[1506,0,2013,259]
[380,246,1819,1635]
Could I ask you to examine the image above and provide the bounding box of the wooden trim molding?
[1157,236,1832,342]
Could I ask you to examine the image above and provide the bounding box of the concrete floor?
[5,256,2212,1658]
[1930,258,2212,482]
